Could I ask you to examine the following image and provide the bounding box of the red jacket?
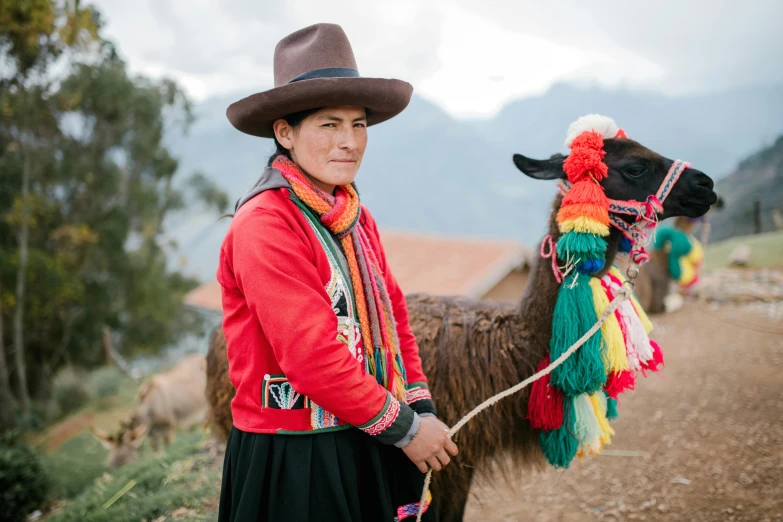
[217,173,435,444]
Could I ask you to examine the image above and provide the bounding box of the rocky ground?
[701,269,783,305]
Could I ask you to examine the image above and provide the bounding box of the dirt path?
[464,302,783,522]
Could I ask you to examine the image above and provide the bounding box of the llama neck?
[517,194,622,352]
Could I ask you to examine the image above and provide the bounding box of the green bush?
[0,433,50,522]
[53,367,92,416]
[90,366,123,400]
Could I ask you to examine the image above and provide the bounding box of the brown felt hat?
[226,23,414,138]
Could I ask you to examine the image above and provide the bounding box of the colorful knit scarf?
[526,115,665,468]
[273,155,408,401]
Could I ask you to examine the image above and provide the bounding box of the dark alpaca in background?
[205,136,717,521]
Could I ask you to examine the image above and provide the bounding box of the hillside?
[164,82,783,281]
[709,135,783,242]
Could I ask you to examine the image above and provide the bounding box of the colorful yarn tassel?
[557,232,608,274]
[609,266,655,334]
[527,355,565,431]
[631,294,654,334]
[556,130,611,276]
[529,115,667,470]
[574,393,603,455]
[540,396,579,468]
[589,278,630,373]
[591,393,615,444]
[549,273,607,396]
[606,395,619,420]
[641,340,665,375]
[605,369,635,399]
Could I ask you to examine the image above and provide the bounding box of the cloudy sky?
[92,0,783,118]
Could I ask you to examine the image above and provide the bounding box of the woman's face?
[273,106,368,193]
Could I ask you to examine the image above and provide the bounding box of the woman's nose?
[337,127,356,150]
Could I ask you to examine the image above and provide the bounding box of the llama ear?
[512,153,566,180]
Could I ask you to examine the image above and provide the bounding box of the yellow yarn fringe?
[589,278,629,372]
[632,294,654,334]
[558,216,610,236]
[591,392,615,445]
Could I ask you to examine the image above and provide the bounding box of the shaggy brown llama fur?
[204,137,716,521]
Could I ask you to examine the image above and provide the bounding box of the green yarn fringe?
[606,395,619,420]
[556,231,607,262]
[549,272,607,396]
[540,396,578,468]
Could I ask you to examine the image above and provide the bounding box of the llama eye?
[623,164,647,178]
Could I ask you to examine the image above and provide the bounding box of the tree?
[0,1,228,427]
[1,0,99,419]
[0,276,12,430]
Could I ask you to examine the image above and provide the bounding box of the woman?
[217,23,458,522]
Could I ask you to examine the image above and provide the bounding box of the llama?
[93,354,207,468]
[204,117,717,521]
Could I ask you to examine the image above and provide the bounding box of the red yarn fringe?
[605,370,636,399]
[640,340,665,375]
[527,355,565,431]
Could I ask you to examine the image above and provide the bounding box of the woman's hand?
[402,416,459,473]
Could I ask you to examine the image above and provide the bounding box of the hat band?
[287,67,361,84]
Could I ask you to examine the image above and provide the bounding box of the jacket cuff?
[358,392,415,445]
[405,382,437,416]
[393,412,421,448]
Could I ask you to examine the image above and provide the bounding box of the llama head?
[90,421,148,468]
[512,115,717,220]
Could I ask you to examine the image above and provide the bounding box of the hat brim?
[226,77,413,138]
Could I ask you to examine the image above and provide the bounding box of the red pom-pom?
[605,370,636,399]
[564,148,607,183]
[641,340,665,375]
[564,131,609,182]
[527,355,565,430]
[570,131,605,151]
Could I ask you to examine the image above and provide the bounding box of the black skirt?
[218,426,434,522]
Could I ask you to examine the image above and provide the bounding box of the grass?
[703,230,783,273]
[45,431,220,522]
[22,366,221,521]
[43,432,110,500]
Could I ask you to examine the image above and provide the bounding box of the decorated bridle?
[559,158,689,265]
[541,115,689,283]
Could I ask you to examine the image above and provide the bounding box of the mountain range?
[164,82,783,281]
[709,135,783,242]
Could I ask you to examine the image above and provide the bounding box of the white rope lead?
[414,285,633,521]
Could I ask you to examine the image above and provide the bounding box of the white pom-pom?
[564,114,620,148]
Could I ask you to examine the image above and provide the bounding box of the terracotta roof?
[184,231,529,313]
[378,231,528,298]
[183,279,223,313]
